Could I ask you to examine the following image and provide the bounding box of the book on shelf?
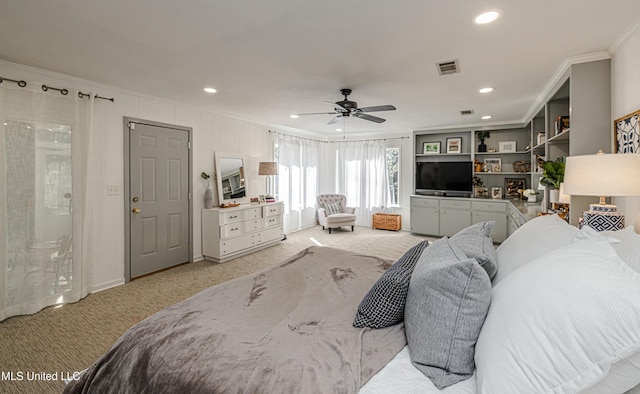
[554,116,570,135]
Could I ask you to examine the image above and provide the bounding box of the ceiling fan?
[294,88,396,125]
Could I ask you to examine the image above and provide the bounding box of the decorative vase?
[478,139,487,152]
[204,183,214,209]
[549,189,560,204]
[527,195,537,203]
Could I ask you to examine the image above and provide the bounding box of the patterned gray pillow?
[322,202,341,215]
[450,221,498,279]
[405,237,491,389]
[353,240,429,328]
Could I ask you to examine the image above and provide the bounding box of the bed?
[64,215,640,394]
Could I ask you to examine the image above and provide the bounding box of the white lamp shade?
[258,162,278,176]
[564,153,640,197]
[558,183,570,203]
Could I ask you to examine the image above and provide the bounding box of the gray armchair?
[316,194,356,234]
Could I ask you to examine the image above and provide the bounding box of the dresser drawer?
[411,197,439,208]
[440,199,471,209]
[220,210,244,225]
[220,222,246,238]
[220,233,254,256]
[472,200,506,212]
[263,215,282,228]
[242,207,262,220]
[263,203,283,217]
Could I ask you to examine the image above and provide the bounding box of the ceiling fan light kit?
[294,88,396,125]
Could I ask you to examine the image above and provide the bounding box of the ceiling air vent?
[460,109,474,116]
[436,60,459,75]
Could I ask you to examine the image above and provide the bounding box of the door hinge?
[188,141,191,149]
[188,192,191,200]
[129,122,135,130]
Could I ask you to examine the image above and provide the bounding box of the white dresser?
[202,202,284,263]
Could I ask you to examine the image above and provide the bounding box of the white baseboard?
[91,278,125,293]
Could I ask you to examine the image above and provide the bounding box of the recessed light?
[336,128,342,132]
[474,9,501,24]
[290,114,299,119]
[203,87,217,93]
[479,87,494,94]
[482,115,493,120]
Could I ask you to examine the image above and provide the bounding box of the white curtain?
[0,83,95,321]
[276,134,319,233]
[334,139,389,227]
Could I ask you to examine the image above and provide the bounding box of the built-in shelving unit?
[412,58,612,228]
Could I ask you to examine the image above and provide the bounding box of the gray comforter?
[64,246,407,393]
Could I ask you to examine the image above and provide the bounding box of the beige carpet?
[0,225,435,394]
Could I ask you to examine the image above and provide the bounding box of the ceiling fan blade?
[328,115,343,125]
[295,112,338,116]
[353,113,386,123]
[326,100,348,113]
[358,105,396,113]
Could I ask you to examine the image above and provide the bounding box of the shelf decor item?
[477,131,490,152]
[564,151,640,231]
[523,188,538,203]
[484,158,501,173]
[491,187,502,199]
[613,108,640,153]
[446,137,462,154]
[512,161,531,173]
[498,140,516,153]
[423,141,441,154]
[504,178,526,199]
[201,172,214,209]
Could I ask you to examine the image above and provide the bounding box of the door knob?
[132,208,141,214]
[132,197,139,203]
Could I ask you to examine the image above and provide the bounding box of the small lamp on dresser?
[258,161,278,199]
[563,150,640,231]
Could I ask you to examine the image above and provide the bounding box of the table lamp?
[563,150,640,231]
[258,161,278,198]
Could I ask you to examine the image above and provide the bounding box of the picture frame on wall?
[423,141,441,154]
[504,177,526,199]
[491,187,502,199]
[484,158,501,173]
[614,109,640,153]
[446,137,462,154]
[498,140,517,153]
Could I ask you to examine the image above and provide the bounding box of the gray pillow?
[405,237,492,389]
[353,240,429,328]
[450,221,498,279]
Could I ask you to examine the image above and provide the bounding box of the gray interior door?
[129,121,189,278]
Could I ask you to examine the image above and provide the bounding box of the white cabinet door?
[411,206,439,235]
[439,208,471,236]
[472,211,507,243]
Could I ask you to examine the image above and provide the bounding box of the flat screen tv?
[416,161,472,197]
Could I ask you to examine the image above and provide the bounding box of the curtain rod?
[0,75,114,102]
[268,129,409,144]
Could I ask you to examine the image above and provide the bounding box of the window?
[386,147,400,206]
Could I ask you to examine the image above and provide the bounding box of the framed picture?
[614,109,640,153]
[446,137,462,154]
[491,187,502,199]
[474,186,488,198]
[499,140,517,153]
[484,158,501,173]
[504,177,526,199]
[258,194,266,203]
[423,141,441,154]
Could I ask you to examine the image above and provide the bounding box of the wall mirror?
[215,152,249,205]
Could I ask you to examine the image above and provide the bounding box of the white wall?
[0,60,277,291]
[611,20,640,229]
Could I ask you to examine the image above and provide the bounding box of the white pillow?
[602,225,640,273]
[493,214,577,285]
[476,241,640,393]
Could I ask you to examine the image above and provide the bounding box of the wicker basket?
[372,213,402,231]
[513,161,531,173]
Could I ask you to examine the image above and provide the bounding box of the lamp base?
[580,204,625,232]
